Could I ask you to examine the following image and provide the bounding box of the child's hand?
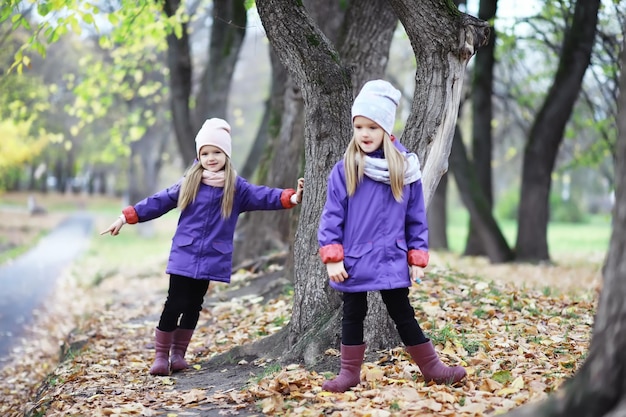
[100,218,124,236]
[410,265,425,284]
[327,261,348,283]
[295,177,304,203]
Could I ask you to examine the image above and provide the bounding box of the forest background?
[0,0,624,416]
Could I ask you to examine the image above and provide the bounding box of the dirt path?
[0,212,93,364]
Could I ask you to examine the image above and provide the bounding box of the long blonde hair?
[343,132,406,202]
[178,159,237,218]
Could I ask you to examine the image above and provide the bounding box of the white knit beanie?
[351,80,401,136]
[194,118,232,159]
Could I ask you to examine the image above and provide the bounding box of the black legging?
[341,287,428,346]
[157,274,210,332]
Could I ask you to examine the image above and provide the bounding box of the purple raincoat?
[123,176,296,283]
[318,153,428,293]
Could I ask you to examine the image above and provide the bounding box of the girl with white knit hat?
[318,80,466,392]
[102,118,304,376]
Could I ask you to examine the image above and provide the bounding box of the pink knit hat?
[195,118,232,159]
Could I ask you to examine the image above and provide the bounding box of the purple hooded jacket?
[318,145,429,293]
[122,176,296,283]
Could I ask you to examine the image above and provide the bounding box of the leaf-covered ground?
[0,233,598,417]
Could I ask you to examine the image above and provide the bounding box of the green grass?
[446,208,611,256]
[87,211,178,268]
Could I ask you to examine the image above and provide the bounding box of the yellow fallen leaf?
[181,388,206,405]
[418,398,443,412]
[193,364,201,370]
[441,341,456,356]
[160,377,175,385]
[365,368,384,382]
[511,376,525,389]
[480,378,503,392]
[497,387,520,396]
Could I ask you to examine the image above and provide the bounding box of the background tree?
[462,0,506,258]
[515,0,600,261]
[163,0,247,164]
[502,29,626,417]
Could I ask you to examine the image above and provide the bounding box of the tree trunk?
[515,0,600,262]
[464,0,497,257]
[128,115,170,236]
[257,0,489,363]
[163,0,246,165]
[451,126,513,262]
[427,173,449,250]
[502,32,626,417]
[193,0,246,127]
[234,0,398,277]
[234,76,305,265]
[392,1,489,207]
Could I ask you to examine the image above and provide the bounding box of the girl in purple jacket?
[318,80,466,392]
[102,118,304,376]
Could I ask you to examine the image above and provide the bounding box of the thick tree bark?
[451,127,514,262]
[163,0,246,165]
[257,0,488,363]
[464,0,497,257]
[503,33,626,417]
[515,0,600,262]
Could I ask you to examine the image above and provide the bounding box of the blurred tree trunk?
[464,0,497,257]
[515,0,600,262]
[502,32,626,417]
[255,0,488,363]
[451,126,513,262]
[163,0,247,164]
[238,50,287,180]
[427,174,449,250]
[128,111,170,237]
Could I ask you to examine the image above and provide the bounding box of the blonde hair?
[178,159,237,218]
[343,132,405,202]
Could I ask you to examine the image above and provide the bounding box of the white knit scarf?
[363,152,422,185]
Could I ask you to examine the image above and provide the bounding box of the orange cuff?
[408,249,429,267]
[280,189,297,208]
[319,244,344,264]
[122,206,139,224]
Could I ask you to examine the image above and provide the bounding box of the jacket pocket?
[173,235,194,247]
[210,241,234,278]
[212,241,233,254]
[344,242,374,282]
[345,242,374,259]
[395,239,408,252]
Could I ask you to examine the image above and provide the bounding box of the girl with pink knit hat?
[102,118,304,376]
[318,80,466,392]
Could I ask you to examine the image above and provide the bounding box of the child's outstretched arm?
[100,215,126,236]
[295,177,304,204]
